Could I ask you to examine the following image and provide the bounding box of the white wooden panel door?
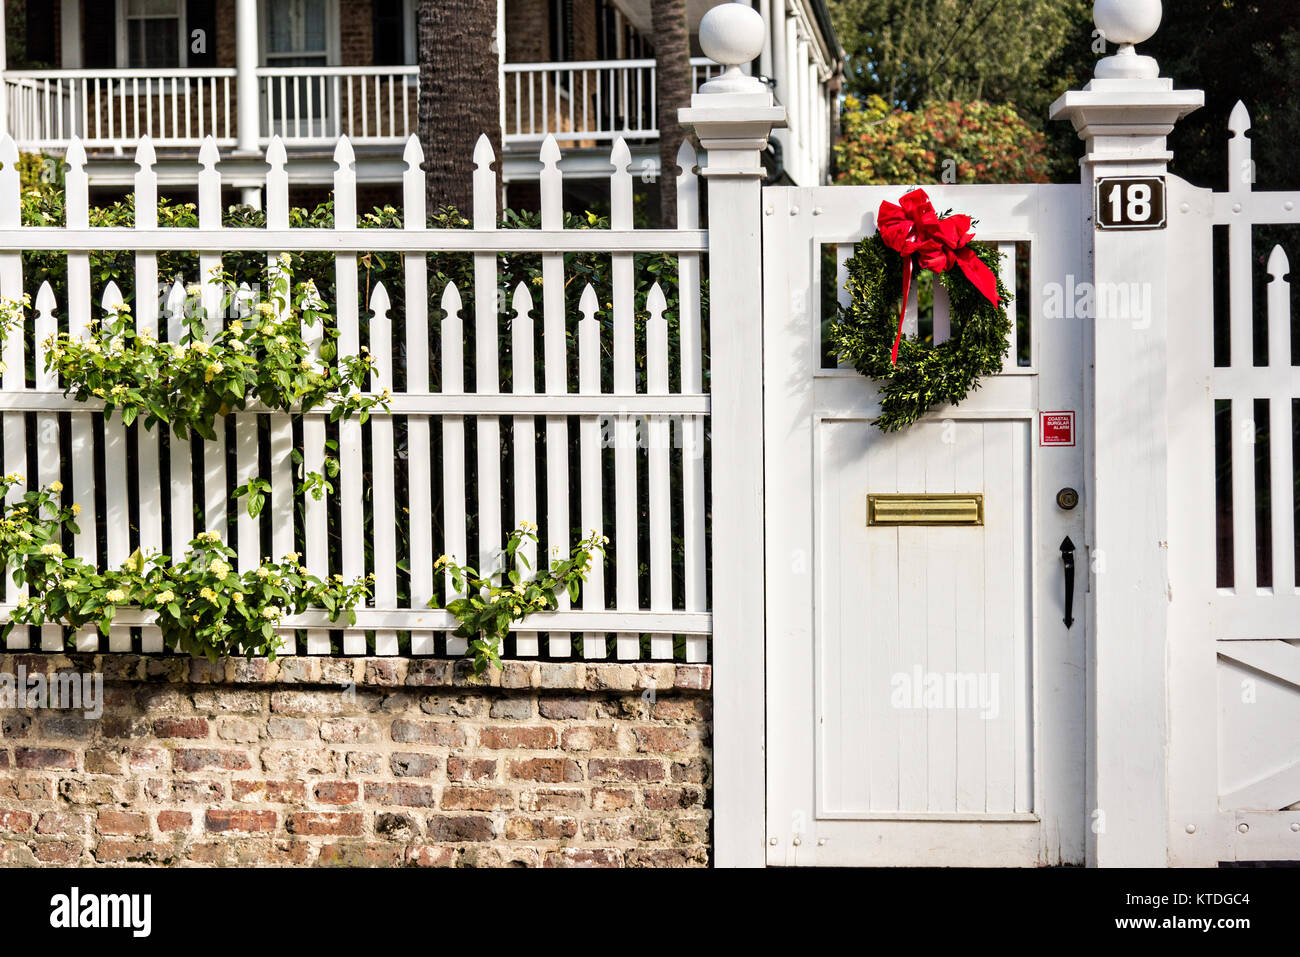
[763,184,1087,866]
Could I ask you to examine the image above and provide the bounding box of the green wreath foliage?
[828,235,1013,432]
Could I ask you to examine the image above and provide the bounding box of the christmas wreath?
[828,189,1013,432]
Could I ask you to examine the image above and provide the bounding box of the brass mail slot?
[867,494,985,527]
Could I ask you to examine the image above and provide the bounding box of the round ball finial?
[1094,0,1162,46]
[699,1,766,70]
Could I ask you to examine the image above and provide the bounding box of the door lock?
[1056,487,1079,510]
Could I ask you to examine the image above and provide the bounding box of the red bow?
[876,189,1001,365]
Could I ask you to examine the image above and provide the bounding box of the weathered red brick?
[633,727,695,752]
[390,719,464,746]
[174,748,251,772]
[447,757,498,782]
[0,810,33,833]
[15,747,76,770]
[544,848,623,868]
[314,781,359,805]
[153,717,210,738]
[425,815,495,842]
[205,809,277,833]
[405,845,456,867]
[317,843,402,867]
[440,786,515,811]
[363,782,435,807]
[588,758,666,783]
[97,811,150,836]
[157,811,192,832]
[480,726,558,749]
[508,757,583,783]
[232,779,307,803]
[562,725,620,750]
[286,812,363,836]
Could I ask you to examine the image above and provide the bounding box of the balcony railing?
[4,69,238,149]
[2,58,723,153]
[502,57,721,145]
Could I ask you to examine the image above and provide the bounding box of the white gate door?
[763,183,1087,866]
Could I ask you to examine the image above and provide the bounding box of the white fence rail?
[0,131,710,661]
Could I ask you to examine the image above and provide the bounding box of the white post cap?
[698,1,768,95]
[1094,0,1163,80]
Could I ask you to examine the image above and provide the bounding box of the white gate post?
[679,2,785,868]
[1051,0,1202,866]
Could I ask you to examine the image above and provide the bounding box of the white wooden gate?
[1168,103,1300,864]
[762,183,1088,866]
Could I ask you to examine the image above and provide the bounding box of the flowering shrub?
[835,95,1052,186]
[44,255,388,442]
[0,477,370,660]
[434,523,606,675]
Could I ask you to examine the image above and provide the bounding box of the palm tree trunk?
[651,0,691,227]
[417,0,502,216]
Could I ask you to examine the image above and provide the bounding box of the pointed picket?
[676,139,707,663]
[646,284,672,659]
[368,282,399,656]
[402,134,434,655]
[472,134,502,602]
[1228,100,1252,196]
[32,283,62,650]
[100,283,133,652]
[196,136,227,549]
[132,139,163,630]
[165,280,196,564]
[0,133,25,643]
[539,133,571,657]
[577,285,605,659]
[510,282,539,657]
[610,137,638,659]
[333,140,364,655]
[441,281,468,656]
[1266,246,1295,594]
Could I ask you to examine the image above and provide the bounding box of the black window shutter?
[83,2,117,69]
[372,0,407,65]
[187,0,217,67]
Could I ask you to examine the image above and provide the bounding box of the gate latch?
[1060,537,1076,629]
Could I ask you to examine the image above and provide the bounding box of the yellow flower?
[104,589,126,604]
[256,567,270,579]
[233,592,244,603]
[229,320,243,335]
[207,559,230,581]
[200,587,217,602]
[71,503,81,515]
[257,302,275,318]
[40,543,62,556]
[49,480,63,493]
[191,340,210,355]
[156,590,175,603]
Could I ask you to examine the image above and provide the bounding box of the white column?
[679,2,786,868]
[61,0,83,68]
[0,0,7,135]
[235,0,261,205]
[1050,0,1202,867]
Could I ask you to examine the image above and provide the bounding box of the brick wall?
[340,0,374,67]
[0,654,712,867]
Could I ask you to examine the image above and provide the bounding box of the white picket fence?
[0,130,710,661]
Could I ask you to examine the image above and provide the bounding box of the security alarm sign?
[1041,411,1075,447]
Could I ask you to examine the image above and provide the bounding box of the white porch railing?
[3,58,725,153]
[502,57,721,146]
[4,69,238,149]
[256,65,418,145]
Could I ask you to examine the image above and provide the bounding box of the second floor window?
[122,0,185,68]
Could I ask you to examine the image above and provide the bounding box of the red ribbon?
[876,189,1001,365]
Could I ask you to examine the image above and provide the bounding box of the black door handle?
[1060,536,1076,629]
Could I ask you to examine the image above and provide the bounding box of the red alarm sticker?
[1041,411,1075,447]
